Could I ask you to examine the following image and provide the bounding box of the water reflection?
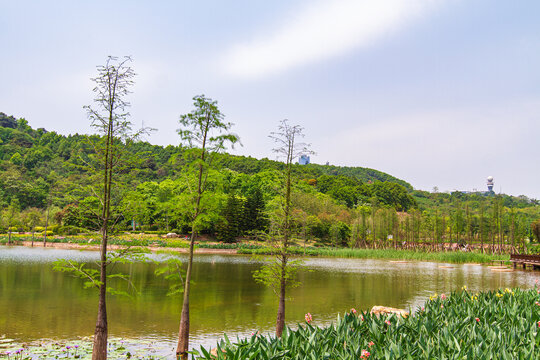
[1,246,539,355]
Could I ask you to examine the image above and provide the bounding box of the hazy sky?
[2,0,539,198]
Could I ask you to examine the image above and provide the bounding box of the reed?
[238,246,509,264]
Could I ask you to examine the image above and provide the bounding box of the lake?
[1,246,538,356]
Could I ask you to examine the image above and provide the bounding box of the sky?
[1,0,539,199]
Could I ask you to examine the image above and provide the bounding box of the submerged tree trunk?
[276,256,287,337]
[93,237,108,360]
[177,127,207,359]
[92,102,114,360]
[177,231,195,359]
[275,146,292,337]
[92,219,110,360]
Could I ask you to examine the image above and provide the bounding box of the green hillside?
[1,112,539,250]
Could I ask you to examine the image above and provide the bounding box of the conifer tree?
[176,95,238,359]
[253,119,313,337]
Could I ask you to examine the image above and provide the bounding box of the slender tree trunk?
[177,122,208,359]
[92,107,114,360]
[93,236,108,360]
[303,217,307,255]
[177,231,195,359]
[275,145,292,337]
[276,255,287,337]
[43,205,50,247]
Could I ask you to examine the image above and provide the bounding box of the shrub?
[194,287,540,359]
[57,225,89,235]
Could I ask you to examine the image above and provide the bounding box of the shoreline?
[6,241,239,255]
[0,241,512,266]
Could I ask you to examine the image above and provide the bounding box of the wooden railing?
[510,254,540,264]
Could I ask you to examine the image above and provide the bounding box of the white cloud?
[223,0,444,79]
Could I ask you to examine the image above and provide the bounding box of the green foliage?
[0,114,539,248]
[239,246,509,264]
[252,255,304,295]
[194,287,540,359]
[9,152,22,165]
[0,112,17,128]
[532,219,540,242]
[177,94,240,234]
[216,193,244,242]
[52,248,150,296]
[154,256,185,296]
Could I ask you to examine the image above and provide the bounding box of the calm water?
[1,246,539,355]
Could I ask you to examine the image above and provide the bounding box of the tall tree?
[216,193,243,242]
[3,198,20,244]
[79,56,141,360]
[21,207,42,246]
[242,187,267,234]
[176,95,238,359]
[254,119,313,337]
[531,219,540,243]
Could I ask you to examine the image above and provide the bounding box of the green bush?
[57,225,89,235]
[194,287,540,359]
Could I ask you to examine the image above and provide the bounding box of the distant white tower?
[487,176,494,192]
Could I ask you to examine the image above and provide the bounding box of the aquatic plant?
[238,246,509,264]
[193,287,540,359]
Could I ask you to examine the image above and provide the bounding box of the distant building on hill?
[487,176,494,193]
[299,154,310,165]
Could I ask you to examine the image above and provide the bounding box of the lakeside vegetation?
[239,246,510,264]
[192,286,540,359]
[1,233,511,264]
[3,286,538,359]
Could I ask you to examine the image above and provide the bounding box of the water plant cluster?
[192,287,540,359]
[238,246,509,264]
[1,338,167,359]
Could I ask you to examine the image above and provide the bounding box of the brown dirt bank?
[11,241,238,255]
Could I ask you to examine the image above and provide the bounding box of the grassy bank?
[193,287,540,359]
[238,246,510,264]
[1,234,510,263]
[0,234,264,250]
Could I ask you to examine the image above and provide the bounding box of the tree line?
[1,120,539,250]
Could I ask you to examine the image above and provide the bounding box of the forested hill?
[0,113,413,209]
[212,154,412,189]
[1,112,539,245]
